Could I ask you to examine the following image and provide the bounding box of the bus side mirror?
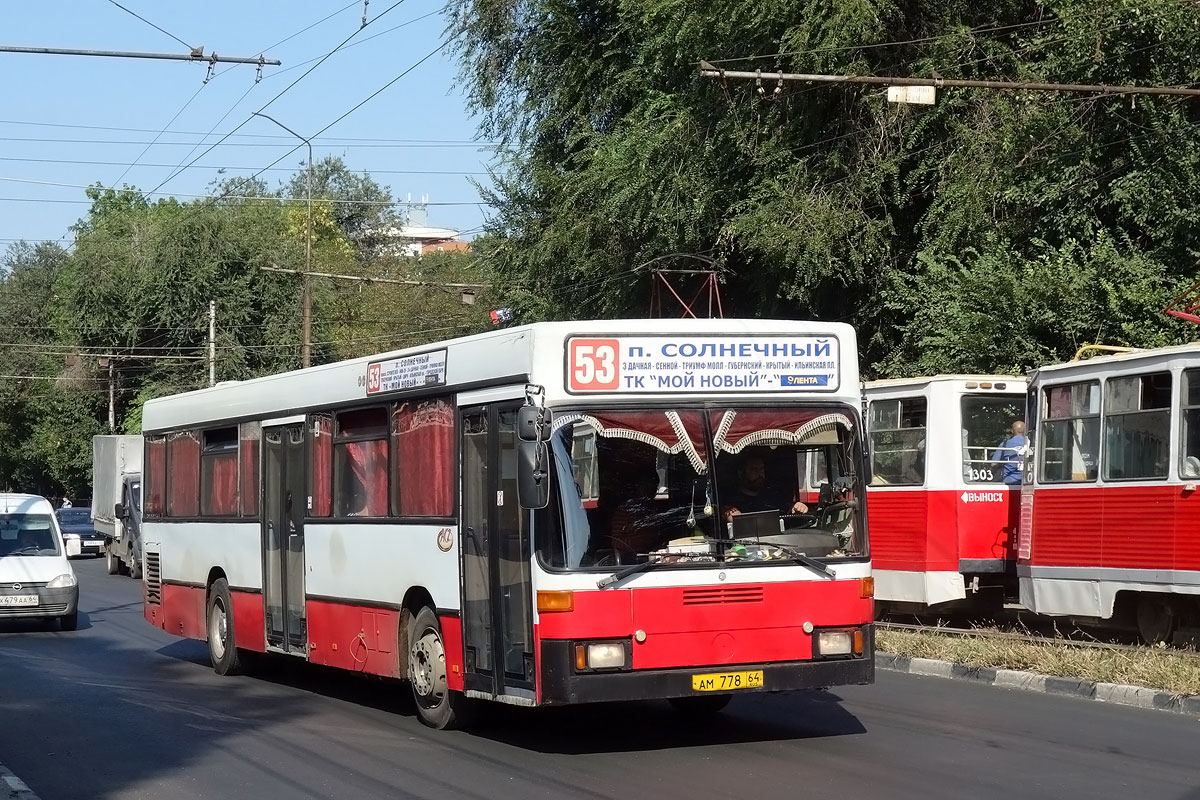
[518,405,551,442]
[114,503,126,518]
[517,441,549,509]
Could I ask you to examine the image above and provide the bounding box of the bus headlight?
[573,641,629,671]
[816,630,852,657]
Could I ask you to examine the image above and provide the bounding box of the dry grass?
[877,628,1200,697]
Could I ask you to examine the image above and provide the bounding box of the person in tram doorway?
[723,454,809,523]
[991,420,1030,485]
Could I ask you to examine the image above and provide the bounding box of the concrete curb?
[0,762,41,800]
[877,652,1200,717]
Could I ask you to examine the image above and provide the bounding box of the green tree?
[449,0,1200,374]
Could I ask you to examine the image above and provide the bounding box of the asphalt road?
[1,559,1198,800]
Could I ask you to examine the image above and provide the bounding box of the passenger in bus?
[723,455,809,523]
[990,420,1029,485]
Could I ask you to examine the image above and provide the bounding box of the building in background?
[374,196,469,256]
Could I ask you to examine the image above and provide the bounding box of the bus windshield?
[538,407,866,570]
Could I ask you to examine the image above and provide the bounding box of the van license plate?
[691,670,763,692]
[0,595,39,607]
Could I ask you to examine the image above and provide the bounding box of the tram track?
[876,620,1200,659]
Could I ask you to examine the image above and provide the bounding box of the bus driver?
[723,455,809,523]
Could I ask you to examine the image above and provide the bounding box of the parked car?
[0,494,79,631]
[56,507,104,558]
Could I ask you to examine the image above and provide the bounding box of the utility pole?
[254,112,313,367]
[106,358,115,431]
[208,300,216,387]
[697,62,1200,100]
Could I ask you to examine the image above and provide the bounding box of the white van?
[0,494,79,630]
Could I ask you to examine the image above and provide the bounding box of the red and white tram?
[864,376,1027,610]
[1018,344,1200,644]
[138,319,874,728]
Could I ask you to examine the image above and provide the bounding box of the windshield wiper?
[597,557,670,589]
[765,544,837,579]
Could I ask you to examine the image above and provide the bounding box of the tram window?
[334,408,388,517]
[1040,381,1100,482]
[1182,370,1200,479]
[869,397,926,485]
[200,427,239,517]
[961,396,1025,484]
[1103,373,1170,481]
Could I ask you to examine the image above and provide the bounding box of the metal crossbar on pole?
[698,63,1200,98]
[263,264,488,290]
[0,45,280,66]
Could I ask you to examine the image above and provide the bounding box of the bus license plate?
[0,595,39,607]
[691,670,763,692]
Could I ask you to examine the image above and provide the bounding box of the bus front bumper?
[538,631,874,706]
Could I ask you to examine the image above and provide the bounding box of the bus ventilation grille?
[682,585,764,605]
[145,552,162,605]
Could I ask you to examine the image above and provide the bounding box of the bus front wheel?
[407,606,472,730]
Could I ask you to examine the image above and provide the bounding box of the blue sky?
[2,0,492,247]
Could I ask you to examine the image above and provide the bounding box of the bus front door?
[262,423,308,655]
[460,404,535,701]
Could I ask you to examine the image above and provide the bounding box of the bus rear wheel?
[207,578,245,676]
[407,606,471,730]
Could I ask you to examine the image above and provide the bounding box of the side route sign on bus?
[366,349,448,395]
[565,335,840,394]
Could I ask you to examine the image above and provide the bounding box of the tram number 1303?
[968,468,995,482]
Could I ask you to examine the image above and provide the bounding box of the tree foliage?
[0,163,491,497]
[448,0,1200,368]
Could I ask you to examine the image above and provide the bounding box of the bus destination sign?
[566,335,839,394]
[366,349,448,395]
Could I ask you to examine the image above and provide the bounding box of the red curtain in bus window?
[240,423,260,517]
[146,437,167,516]
[167,432,200,517]
[570,409,708,473]
[310,415,333,517]
[205,454,239,516]
[338,439,388,516]
[707,408,854,454]
[393,397,455,516]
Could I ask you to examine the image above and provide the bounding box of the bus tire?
[407,606,471,729]
[668,694,732,716]
[207,578,245,676]
[105,547,122,575]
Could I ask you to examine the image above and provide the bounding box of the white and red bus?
[1018,344,1200,644]
[138,319,874,728]
[863,376,1027,611]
